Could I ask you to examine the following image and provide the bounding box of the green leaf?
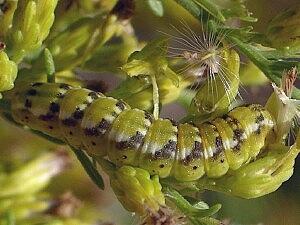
[214,0,257,22]
[225,34,300,99]
[0,51,18,93]
[174,0,206,21]
[147,0,164,17]
[9,0,58,63]
[44,48,56,83]
[29,128,65,145]
[193,201,209,210]
[83,34,139,74]
[266,5,300,54]
[164,67,180,87]
[208,20,256,41]
[109,77,151,100]
[128,38,168,61]
[3,211,15,225]
[164,187,221,221]
[227,36,299,80]
[122,38,180,87]
[71,147,105,190]
[121,59,153,77]
[193,0,226,22]
[175,0,255,22]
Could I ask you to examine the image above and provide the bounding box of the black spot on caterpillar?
[9,82,275,181]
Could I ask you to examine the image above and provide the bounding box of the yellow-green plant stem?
[150,74,160,119]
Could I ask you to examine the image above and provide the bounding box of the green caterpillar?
[9,82,275,181]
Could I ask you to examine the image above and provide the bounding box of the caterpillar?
[8,82,275,182]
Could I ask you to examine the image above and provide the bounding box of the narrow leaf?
[193,0,226,22]
[44,48,56,83]
[164,187,221,218]
[71,147,105,190]
[29,128,65,145]
[1,112,65,145]
[147,0,164,17]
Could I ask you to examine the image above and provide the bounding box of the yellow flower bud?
[0,50,17,94]
[9,0,58,63]
[0,151,70,197]
[110,166,165,215]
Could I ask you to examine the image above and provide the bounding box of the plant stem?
[150,74,160,119]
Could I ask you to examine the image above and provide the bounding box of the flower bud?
[0,50,17,94]
[0,195,49,220]
[0,150,70,197]
[110,166,165,215]
[9,0,58,63]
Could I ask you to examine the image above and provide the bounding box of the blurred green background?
[0,0,299,225]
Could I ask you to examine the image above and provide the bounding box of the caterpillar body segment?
[173,123,205,181]
[59,87,105,149]
[140,119,178,178]
[199,122,229,178]
[10,82,275,181]
[108,108,152,166]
